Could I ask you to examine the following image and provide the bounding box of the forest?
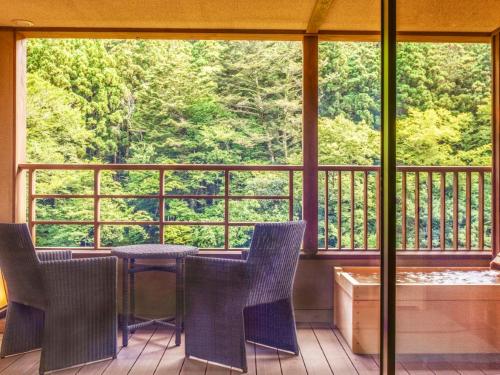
[26,39,492,249]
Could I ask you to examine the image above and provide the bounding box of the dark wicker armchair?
[184,221,306,372]
[0,223,117,375]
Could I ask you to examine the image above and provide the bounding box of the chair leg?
[0,302,44,358]
[244,298,300,355]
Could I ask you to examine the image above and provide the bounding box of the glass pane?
[321,0,382,369]
[396,2,499,372]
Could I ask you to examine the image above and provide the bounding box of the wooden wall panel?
[492,32,500,259]
[0,31,26,224]
[0,30,16,223]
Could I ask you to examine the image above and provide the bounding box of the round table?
[111,244,199,347]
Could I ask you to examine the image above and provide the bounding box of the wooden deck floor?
[0,324,498,374]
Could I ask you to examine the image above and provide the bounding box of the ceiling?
[1,0,500,33]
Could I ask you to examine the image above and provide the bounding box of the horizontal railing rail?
[18,163,492,252]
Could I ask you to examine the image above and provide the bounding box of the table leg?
[175,258,183,346]
[130,258,136,333]
[122,258,129,347]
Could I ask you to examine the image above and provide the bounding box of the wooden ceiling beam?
[5,26,491,43]
[306,0,335,34]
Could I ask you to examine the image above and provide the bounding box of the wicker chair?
[0,223,117,375]
[184,221,306,372]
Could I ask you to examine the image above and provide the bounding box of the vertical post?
[93,169,101,249]
[28,169,36,243]
[440,172,446,251]
[427,172,433,250]
[15,37,27,223]
[453,172,459,250]
[289,170,294,221]
[414,172,420,250]
[492,33,500,258]
[0,31,26,312]
[478,171,485,251]
[350,171,355,250]
[465,172,472,250]
[302,35,319,254]
[224,170,229,250]
[337,171,342,250]
[364,171,369,250]
[376,170,381,249]
[324,171,329,249]
[0,31,27,224]
[401,172,406,250]
[381,0,397,373]
[159,169,165,244]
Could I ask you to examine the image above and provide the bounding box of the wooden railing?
[320,165,492,251]
[18,163,492,251]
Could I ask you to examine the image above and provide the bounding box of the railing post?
[492,32,500,258]
[93,169,101,249]
[28,169,36,243]
[159,169,165,244]
[302,34,319,254]
[224,170,229,250]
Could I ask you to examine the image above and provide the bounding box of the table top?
[110,244,199,259]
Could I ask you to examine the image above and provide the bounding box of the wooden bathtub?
[333,266,500,354]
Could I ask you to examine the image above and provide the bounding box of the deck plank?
[277,350,307,375]
[422,355,460,375]
[397,355,434,375]
[180,357,207,374]
[206,362,232,374]
[478,354,500,375]
[0,334,24,373]
[441,354,486,375]
[55,365,82,374]
[103,328,155,375]
[254,344,282,375]
[312,326,357,375]
[129,329,173,375]
[0,354,23,373]
[1,350,40,375]
[153,328,185,374]
[297,325,333,374]
[333,328,379,375]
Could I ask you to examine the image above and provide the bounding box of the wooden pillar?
[380,0,397,373]
[302,35,319,254]
[492,32,500,258]
[0,30,27,224]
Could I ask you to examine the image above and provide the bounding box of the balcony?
[1,1,500,373]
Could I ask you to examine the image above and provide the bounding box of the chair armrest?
[40,257,117,310]
[37,250,72,262]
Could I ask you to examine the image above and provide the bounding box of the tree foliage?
[26,40,492,248]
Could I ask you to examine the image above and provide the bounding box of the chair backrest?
[0,223,45,309]
[245,221,306,306]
